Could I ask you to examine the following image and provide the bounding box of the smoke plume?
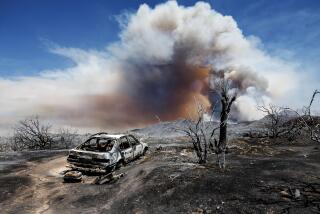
[0,1,305,133]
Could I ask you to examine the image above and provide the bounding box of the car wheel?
[142,148,148,156]
[116,160,124,169]
[106,165,116,173]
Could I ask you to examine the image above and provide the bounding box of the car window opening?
[120,141,131,150]
[78,137,115,152]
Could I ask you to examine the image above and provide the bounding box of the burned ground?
[0,137,319,214]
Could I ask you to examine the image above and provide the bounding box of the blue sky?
[0,0,320,77]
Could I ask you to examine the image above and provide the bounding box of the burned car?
[67,133,148,173]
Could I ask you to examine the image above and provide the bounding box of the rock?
[63,171,82,182]
[169,173,180,181]
[192,208,204,214]
[112,173,124,181]
[294,189,301,198]
[95,172,124,185]
[280,190,290,198]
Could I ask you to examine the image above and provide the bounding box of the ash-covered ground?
[1,119,320,214]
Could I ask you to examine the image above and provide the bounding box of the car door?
[128,135,142,158]
[119,137,134,162]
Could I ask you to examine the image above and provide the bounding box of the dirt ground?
[0,139,320,214]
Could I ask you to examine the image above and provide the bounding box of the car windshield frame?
[76,137,116,152]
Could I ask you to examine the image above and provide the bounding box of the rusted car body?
[67,133,148,173]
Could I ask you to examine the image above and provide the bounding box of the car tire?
[116,160,124,169]
[142,147,148,156]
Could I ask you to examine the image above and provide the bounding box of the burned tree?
[177,99,212,164]
[304,90,320,143]
[56,128,78,149]
[306,90,320,116]
[212,78,237,168]
[256,104,306,141]
[13,116,53,150]
[178,78,237,168]
[297,90,320,143]
[257,104,292,139]
[256,90,320,143]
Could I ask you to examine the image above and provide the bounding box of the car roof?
[90,133,126,139]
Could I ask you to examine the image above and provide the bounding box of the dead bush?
[176,100,212,164]
[55,128,78,149]
[257,90,320,143]
[12,115,53,150]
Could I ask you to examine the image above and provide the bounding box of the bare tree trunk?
[222,151,226,169]
[215,79,236,169]
[218,102,228,169]
[219,101,228,151]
